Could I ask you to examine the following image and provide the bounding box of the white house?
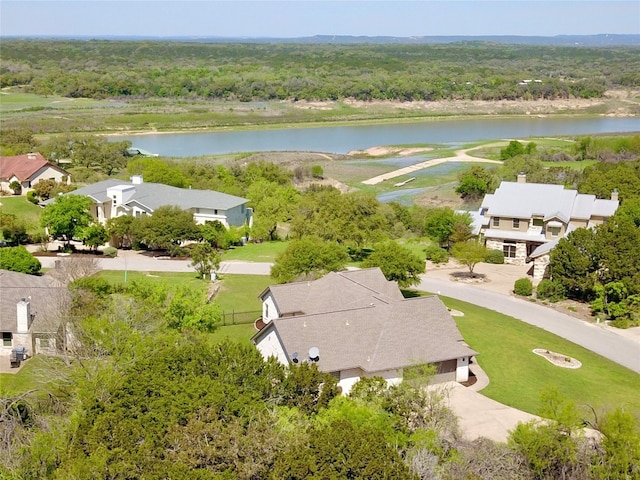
[475,174,619,279]
[60,175,253,228]
[252,268,477,394]
[0,152,71,195]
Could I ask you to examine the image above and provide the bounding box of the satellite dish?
[308,346,320,362]
[292,352,299,364]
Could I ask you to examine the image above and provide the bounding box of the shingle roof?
[0,270,64,334]
[67,179,249,211]
[255,295,476,373]
[260,268,404,316]
[0,152,68,181]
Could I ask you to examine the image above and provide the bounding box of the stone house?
[477,174,618,280]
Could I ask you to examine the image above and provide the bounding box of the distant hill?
[4,34,640,46]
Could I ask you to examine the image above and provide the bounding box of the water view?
[113,117,640,157]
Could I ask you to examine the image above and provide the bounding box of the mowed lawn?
[0,195,44,235]
[221,241,288,262]
[440,296,640,419]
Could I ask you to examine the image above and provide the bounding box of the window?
[492,217,500,227]
[503,241,516,258]
[195,208,200,214]
[549,227,561,237]
[40,338,50,348]
[533,218,544,227]
[265,304,269,318]
[512,218,520,229]
[2,332,12,347]
[214,209,218,215]
[241,205,245,214]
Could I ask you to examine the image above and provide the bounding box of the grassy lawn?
[0,195,44,235]
[221,241,288,262]
[214,274,272,313]
[0,355,59,396]
[98,270,207,290]
[437,295,640,419]
[541,159,599,169]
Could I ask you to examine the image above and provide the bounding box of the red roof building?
[0,152,71,195]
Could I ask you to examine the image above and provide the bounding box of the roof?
[484,228,547,243]
[481,181,619,224]
[254,268,476,373]
[65,178,249,211]
[0,152,69,182]
[0,270,65,334]
[254,295,476,373]
[259,268,404,316]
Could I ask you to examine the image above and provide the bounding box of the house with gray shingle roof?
[60,175,252,228]
[478,175,618,279]
[252,268,477,394]
[0,270,69,357]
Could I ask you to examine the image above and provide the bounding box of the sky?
[1,1,638,38]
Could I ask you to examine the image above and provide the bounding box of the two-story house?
[58,175,253,229]
[478,174,618,279]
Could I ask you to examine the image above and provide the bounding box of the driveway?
[419,274,640,374]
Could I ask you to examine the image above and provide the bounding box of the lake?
[112,116,640,157]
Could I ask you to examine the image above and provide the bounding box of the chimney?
[517,173,527,184]
[17,299,32,333]
[131,175,143,185]
[27,153,37,160]
[611,188,619,202]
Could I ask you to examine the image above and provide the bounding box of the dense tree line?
[2,40,638,102]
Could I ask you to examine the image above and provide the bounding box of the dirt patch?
[347,146,434,157]
[450,271,487,284]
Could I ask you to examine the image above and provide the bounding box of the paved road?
[37,253,273,275]
[419,275,640,374]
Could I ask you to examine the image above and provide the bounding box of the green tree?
[0,213,28,246]
[591,408,640,480]
[127,158,188,188]
[362,241,425,288]
[508,388,586,480]
[9,181,22,195]
[165,285,221,332]
[455,165,498,201]
[549,227,599,300]
[79,224,108,252]
[424,208,472,248]
[189,242,221,279]
[451,241,489,276]
[270,236,349,283]
[0,246,41,274]
[246,179,299,241]
[136,205,199,255]
[40,194,93,247]
[105,215,138,248]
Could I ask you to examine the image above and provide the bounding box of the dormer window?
[512,218,520,229]
[493,217,500,227]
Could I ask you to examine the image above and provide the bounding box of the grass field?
[0,195,44,235]
[98,270,207,289]
[221,241,288,262]
[439,295,640,419]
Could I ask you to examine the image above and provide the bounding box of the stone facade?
[533,254,550,281]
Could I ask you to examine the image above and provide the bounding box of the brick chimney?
[517,173,527,184]
[611,188,619,202]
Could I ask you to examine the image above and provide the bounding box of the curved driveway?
[419,276,640,374]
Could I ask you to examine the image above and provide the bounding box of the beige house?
[58,175,253,229]
[0,270,69,357]
[252,268,477,394]
[0,152,71,195]
[477,174,619,279]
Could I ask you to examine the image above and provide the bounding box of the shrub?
[0,246,41,274]
[424,245,449,264]
[485,249,505,264]
[536,279,566,302]
[103,246,118,258]
[311,165,324,178]
[514,277,533,296]
[27,190,39,204]
[9,180,22,195]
